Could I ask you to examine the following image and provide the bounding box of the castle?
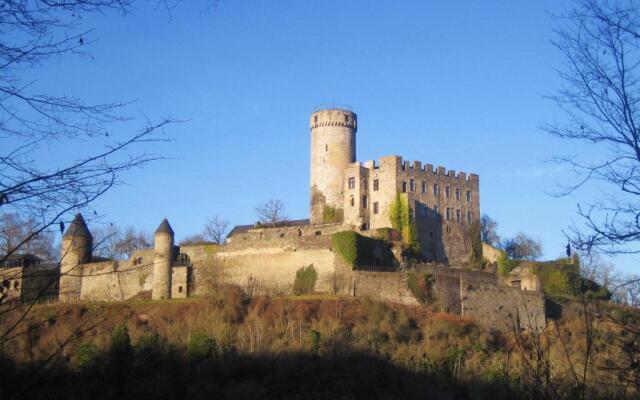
[0,108,545,331]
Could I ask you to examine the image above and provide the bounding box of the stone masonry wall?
[461,280,546,331]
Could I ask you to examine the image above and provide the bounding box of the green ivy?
[533,259,581,297]
[332,231,392,268]
[388,194,420,254]
[322,205,343,224]
[332,231,358,267]
[497,251,519,275]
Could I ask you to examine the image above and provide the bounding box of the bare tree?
[0,213,56,260]
[501,233,543,261]
[180,233,208,246]
[547,0,640,255]
[256,199,287,227]
[0,2,217,392]
[480,214,500,246]
[203,215,230,244]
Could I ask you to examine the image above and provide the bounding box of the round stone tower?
[59,213,93,303]
[309,107,357,225]
[152,218,174,300]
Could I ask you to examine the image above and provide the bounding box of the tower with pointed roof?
[59,213,93,303]
[152,218,174,300]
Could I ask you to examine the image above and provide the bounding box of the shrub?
[534,260,581,296]
[406,271,433,304]
[186,331,217,361]
[309,330,321,354]
[497,251,518,275]
[294,264,318,295]
[109,324,132,362]
[75,342,101,369]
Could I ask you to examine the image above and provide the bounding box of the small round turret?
[152,218,174,300]
[59,213,93,303]
[309,107,357,224]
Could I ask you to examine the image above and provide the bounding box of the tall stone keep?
[152,218,174,300]
[309,107,357,225]
[59,213,93,303]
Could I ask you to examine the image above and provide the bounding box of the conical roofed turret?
[63,213,93,240]
[155,218,174,235]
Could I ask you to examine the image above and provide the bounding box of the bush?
[534,260,581,296]
[497,251,519,275]
[294,264,318,295]
[75,342,101,369]
[186,331,217,361]
[309,330,321,354]
[406,271,433,304]
[109,324,132,363]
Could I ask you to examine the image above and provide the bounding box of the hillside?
[0,287,638,400]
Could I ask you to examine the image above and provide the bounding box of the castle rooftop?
[63,213,92,239]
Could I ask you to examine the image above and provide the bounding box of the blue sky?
[25,0,638,273]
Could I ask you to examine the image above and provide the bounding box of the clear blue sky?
[28,0,638,273]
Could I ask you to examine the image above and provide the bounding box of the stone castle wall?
[342,155,480,264]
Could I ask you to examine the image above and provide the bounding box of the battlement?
[361,156,479,182]
[310,108,357,131]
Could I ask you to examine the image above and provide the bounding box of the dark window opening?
[373,179,379,191]
[402,181,407,193]
[315,231,321,236]
[362,195,368,208]
[348,177,356,189]
[373,201,379,214]
[178,286,183,293]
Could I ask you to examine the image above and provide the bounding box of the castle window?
[433,184,439,196]
[402,181,407,193]
[315,231,322,236]
[446,207,451,220]
[325,144,328,152]
[178,286,183,293]
[345,115,349,122]
[419,203,427,217]
[348,177,356,189]
[350,196,355,207]
[410,179,415,192]
[314,116,318,123]
[373,179,379,191]
[362,195,368,208]
[434,205,439,216]
[466,190,471,202]
[445,186,451,198]
[362,178,368,190]
[373,202,379,214]
[456,209,461,222]
[456,188,461,200]
[467,211,473,223]
[421,181,426,194]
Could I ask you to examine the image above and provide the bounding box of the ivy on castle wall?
[331,231,391,268]
[388,194,420,254]
[322,205,343,224]
[332,231,358,267]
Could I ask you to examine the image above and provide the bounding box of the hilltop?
[1,287,638,400]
